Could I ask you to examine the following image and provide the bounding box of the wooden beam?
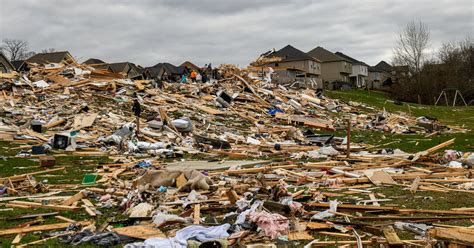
[60,191,85,206]
[9,201,79,211]
[0,221,91,236]
[193,204,201,224]
[382,226,403,245]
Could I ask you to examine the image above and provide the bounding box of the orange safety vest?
[190,71,197,79]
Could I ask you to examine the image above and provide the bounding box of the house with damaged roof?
[252,45,322,87]
[307,46,352,89]
[335,52,369,88]
[144,63,185,81]
[0,53,15,73]
[82,59,143,79]
[26,51,76,66]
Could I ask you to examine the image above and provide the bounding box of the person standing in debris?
[202,71,208,84]
[190,70,197,83]
[132,97,142,136]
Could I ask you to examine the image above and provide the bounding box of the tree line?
[391,21,473,105]
[0,39,55,61]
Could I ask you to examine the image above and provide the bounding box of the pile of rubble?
[0,61,473,247]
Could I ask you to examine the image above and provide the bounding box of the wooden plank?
[0,221,91,236]
[61,191,85,206]
[383,226,403,245]
[410,176,421,193]
[226,190,240,204]
[55,216,76,223]
[113,224,165,239]
[176,173,187,188]
[9,201,79,211]
[303,222,331,230]
[288,231,314,240]
[194,204,200,224]
[12,233,24,244]
[429,227,474,245]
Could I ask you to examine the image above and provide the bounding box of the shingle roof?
[11,60,25,70]
[270,45,316,62]
[83,58,106,65]
[152,63,184,75]
[26,51,74,64]
[108,62,130,73]
[180,61,200,71]
[372,60,393,73]
[334,52,369,66]
[307,46,349,62]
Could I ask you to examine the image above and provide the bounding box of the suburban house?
[26,51,76,66]
[107,62,143,79]
[307,46,352,89]
[82,58,106,65]
[144,63,185,80]
[0,53,15,73]
[180,61,200,73]
[252,45,322,87]
[335,52,369,88]
[368,60,393,89]
[84,60,143,79]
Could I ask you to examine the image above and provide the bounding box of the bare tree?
[393,21,430,73]
[1,39,32,61]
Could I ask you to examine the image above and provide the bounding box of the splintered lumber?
[303,222,332,230]
[55,216,76,223]
[12,233,24,244]
[412,138,455,161]
[9,201,79,211]
[288,231,314,240]
[176,173,187,188]
[0,221,91,236]
[61,191,85,206]
[308,240,426,246]
[429,227,474,245]
[43,118,65,128]
[382,226,403,245]
[306,202,397,211]
[224,164,298,175]
[1,167,65,182]
[410,176,421,193]
[85,187,126,196]
[193,204,201,224]
[113,224,166,239]
[226,190,240,204]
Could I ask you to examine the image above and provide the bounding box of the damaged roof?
[26,51,75,64]
[83,58,106,65]
[270,45,317,62]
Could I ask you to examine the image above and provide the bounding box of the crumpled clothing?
[60,230,128,246]
[124,224,231,248]
[444,150,462,162]
[248,211,289,239]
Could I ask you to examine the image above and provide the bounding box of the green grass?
[0,141,122,247]
[327,90,474,152]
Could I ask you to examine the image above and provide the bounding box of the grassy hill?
[326,90,474,152]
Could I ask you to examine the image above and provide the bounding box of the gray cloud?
[1,0,472,67]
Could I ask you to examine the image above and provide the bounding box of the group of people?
[182,64,221,84]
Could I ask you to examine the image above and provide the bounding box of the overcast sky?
[1,0,472,67]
